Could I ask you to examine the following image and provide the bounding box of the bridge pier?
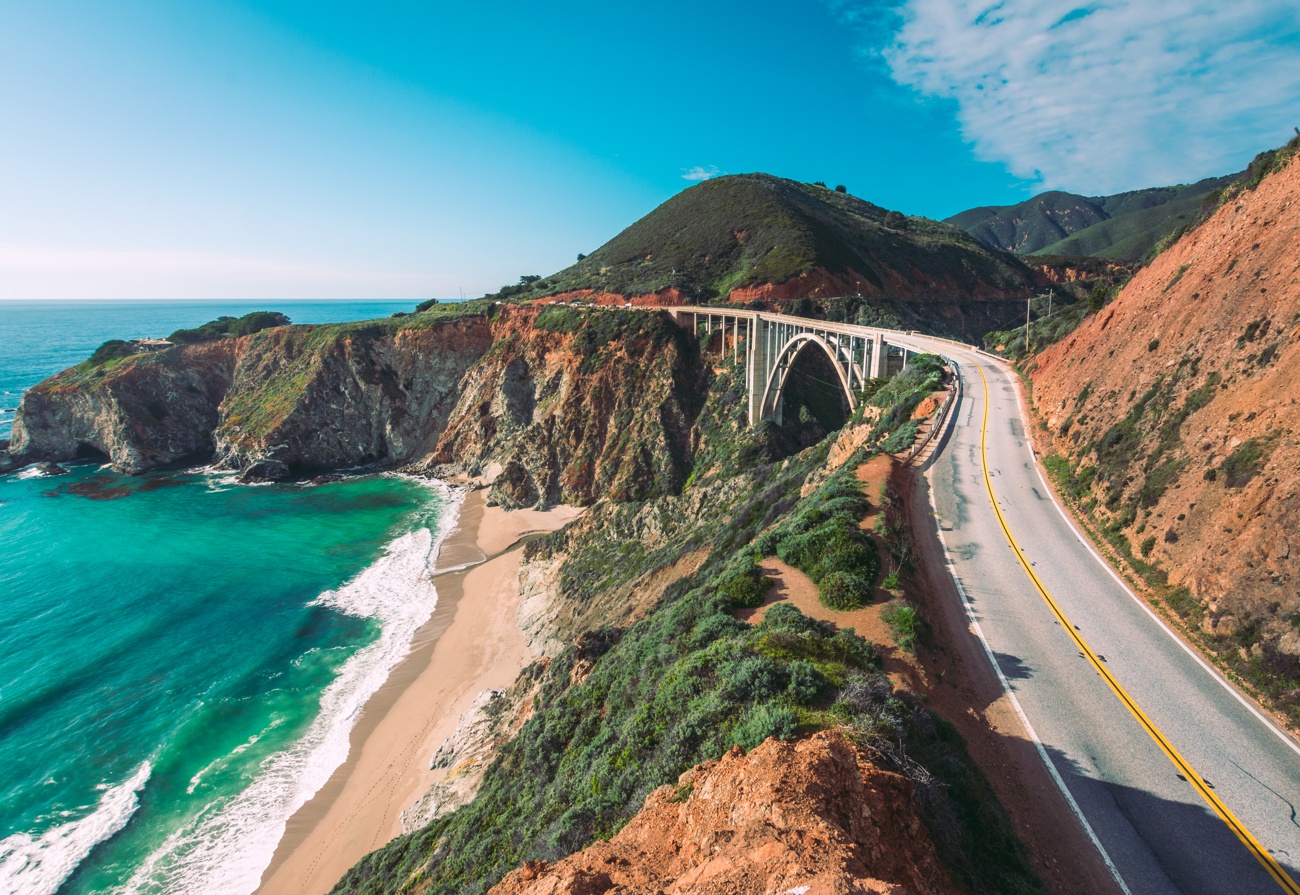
[663,306,923,428]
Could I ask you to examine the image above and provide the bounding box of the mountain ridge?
[488,173,1037,339]
[947,174,1235,261]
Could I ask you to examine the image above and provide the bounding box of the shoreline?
[254,489,582,895]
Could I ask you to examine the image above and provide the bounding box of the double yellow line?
[966,357,1300,894]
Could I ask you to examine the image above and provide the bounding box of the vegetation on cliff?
[334,343,1039,895]
[1027,138,1300,727]
[168,310,290,344]
[946,174,1235,261]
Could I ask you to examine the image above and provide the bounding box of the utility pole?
[1025,296,1031,356]
[1047,288,1053,318]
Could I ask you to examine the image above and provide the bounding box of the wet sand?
[255,490,582,895]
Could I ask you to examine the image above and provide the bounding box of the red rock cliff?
[488,731,959,895]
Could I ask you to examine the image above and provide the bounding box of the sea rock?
[33,461,68,477]
[0,449,18,475]
[239,458,290,483]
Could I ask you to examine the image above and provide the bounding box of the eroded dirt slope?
[1030,151,1300,693]
[487,730,959,895]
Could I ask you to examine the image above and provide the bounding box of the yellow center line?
[962,354,1299,894]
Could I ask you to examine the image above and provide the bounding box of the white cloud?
[857,0,1300,193]
[682,165,722,181]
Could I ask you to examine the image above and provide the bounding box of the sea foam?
[0,762,152,895]
[120,478,464,895]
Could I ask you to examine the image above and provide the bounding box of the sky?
[2,1,1298,300]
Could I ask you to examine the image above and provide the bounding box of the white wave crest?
[0,762,151,895]
[121,480,464,895]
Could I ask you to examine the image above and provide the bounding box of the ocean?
[0,300,457,894]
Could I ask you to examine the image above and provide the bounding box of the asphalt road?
[906,341,1300,895]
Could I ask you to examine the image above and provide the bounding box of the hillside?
[498,174,1036,338]
[947,175,1234,261]
[1027,137,1300,723]
[4,304,1068,894]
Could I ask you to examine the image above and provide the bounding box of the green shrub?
[819,571,872,610]
[169,311,290,344]
[1220,436,1274,487]
[717,564,771,609]
[880,420,921,454]
[87,339,139,366]
[731,701,799,751]
[786,659,827,702]
[881,600,923,653]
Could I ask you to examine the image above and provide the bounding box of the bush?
[819,571,872,610]
[1087,283,1110,312]
[87,339,139,366]
[1220,436,1274,487]
[786,659,827,702]
[731,701,798,751]
[719,655,784,702]
[881,600,923,652]
[717,561,771,609]
[415,298,439,312]
[169,311,290,344]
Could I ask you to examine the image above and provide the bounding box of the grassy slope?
[948,175,1235,261]
[333,345,1040,895]
[492,174,1031,303]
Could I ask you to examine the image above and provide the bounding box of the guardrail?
[903,358,961,467]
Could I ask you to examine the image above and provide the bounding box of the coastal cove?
[0,463,460,895]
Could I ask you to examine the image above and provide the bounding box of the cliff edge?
[489,731,959,895]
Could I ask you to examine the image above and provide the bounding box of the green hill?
[508,174,1033,305]
[947,175,1235,262]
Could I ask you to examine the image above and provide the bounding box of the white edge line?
[924,366,1135,895]
[981,356,1300,761]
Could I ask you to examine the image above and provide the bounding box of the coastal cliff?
[10,306,701,504]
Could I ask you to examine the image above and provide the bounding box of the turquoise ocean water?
[0,301,458,894]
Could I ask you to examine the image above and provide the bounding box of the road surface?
[908,339,1300,895]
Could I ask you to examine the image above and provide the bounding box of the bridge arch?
[758,332,856,426]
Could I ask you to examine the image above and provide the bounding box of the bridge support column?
[870,333,886,378]
[747,316,769,426]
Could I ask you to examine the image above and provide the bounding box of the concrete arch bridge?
[664,306,961,426]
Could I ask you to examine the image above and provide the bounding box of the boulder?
[240,458,290,483]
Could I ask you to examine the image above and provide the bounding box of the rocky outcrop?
[488,731,959,895]
[212,318,494,477]
[1030,149,1300,671]
[424,309,701,508]
[9,308,706,504]
[11,340,238,474]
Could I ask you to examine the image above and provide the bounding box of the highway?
[637,304,1300,891]
[909,340,1300,895]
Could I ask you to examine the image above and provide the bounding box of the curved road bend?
[896,337,1300,895]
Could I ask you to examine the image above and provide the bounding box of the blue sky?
[2,1,1298,299]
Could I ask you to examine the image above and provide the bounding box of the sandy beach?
[255,489,582,895]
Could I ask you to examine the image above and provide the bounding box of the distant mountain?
[517,174,1034,312]
[946,175,1235,261]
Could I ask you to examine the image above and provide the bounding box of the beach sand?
[255,489,582,895]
